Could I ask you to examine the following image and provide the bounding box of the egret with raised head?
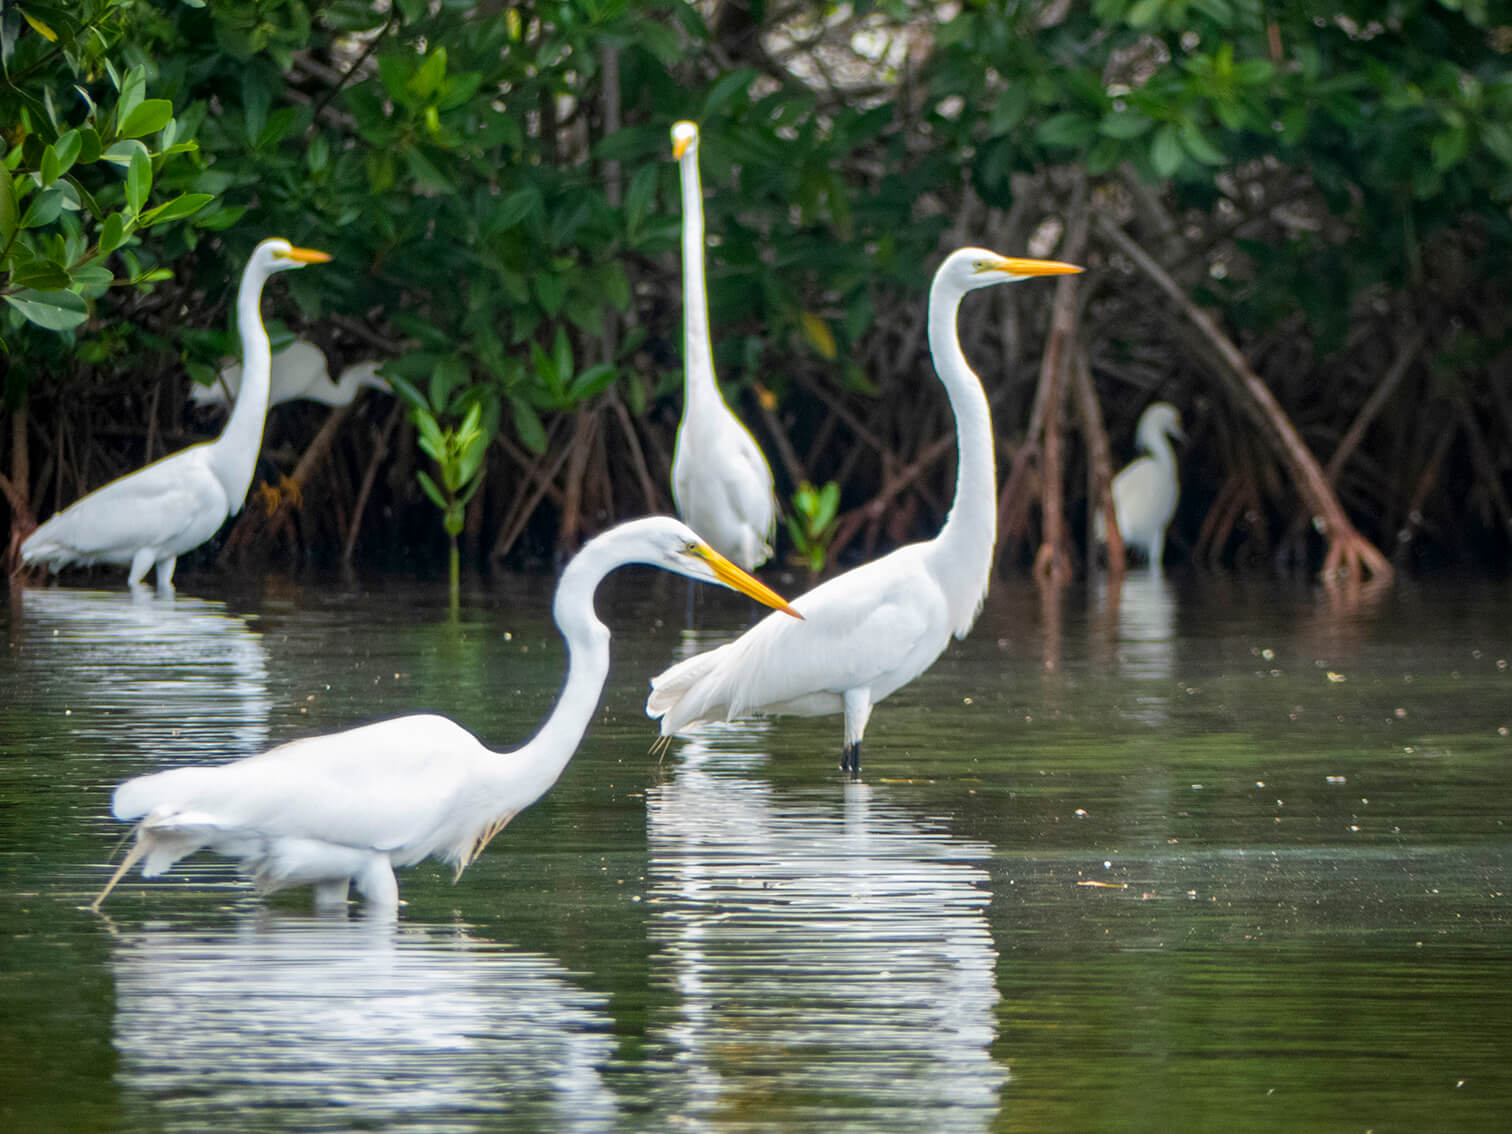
[648,248,1080,775]
[22,239,331,592]
[669,120,777,571]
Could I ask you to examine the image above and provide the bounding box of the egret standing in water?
[648,248,1081,775]
[669,120,776,571]
[21,239,331,592]
[91,516,800,911]
[193,338,389,410]
[1096,401,1185,569]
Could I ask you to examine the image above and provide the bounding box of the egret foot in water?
[840,742,862,777]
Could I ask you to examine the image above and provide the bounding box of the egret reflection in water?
[1095,571,1178,727]
[107,912,617,1131]
[646,734,1005,1130]
[13,589,271,759]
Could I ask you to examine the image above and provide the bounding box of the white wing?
[113,714,491,858]
[649,544,949,732]
[22,445,229,567]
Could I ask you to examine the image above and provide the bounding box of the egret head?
[936,247,1084,294]
[1137,401,1186,447]
[671,120,700,161]
[250,238,332,279]
[603,516,800,618]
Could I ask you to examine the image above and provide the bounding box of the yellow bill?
[992,256,1083,276]
[672,122,696,160]
[688,543,804,619]
[279,245,333,265]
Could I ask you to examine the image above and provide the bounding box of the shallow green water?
[1,569,1509,1131]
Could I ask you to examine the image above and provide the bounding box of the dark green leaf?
[1150,123,1185,177]
[4,288,88,331]
[139,192,213,227]
[415,468,447,511]
[0,172,19,246]
[126,147,152,214]
[19,188,64,229]
[510,394,547,453]
[119,99,174,139]
[8,260,71,289]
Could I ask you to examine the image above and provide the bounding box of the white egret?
[648,248,1081,774]
[669,120,777,571]
[21,239,331,592]
[192,338,389,410]
[91,516,800,911]
[1095,401,1185,569]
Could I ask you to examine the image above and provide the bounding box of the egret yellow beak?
[672,123,696,160]
[989,256,1082,276]
[279,246,332,265]
[687,543,803,619]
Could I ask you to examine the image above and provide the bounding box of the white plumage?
[1096,401,1185,569]
[192,338,389,410]
[92,516,798,910]
[669,120,777,571]
[648,248,1081,774]
[21,239,330,592]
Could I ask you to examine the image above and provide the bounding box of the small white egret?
[669,120,777,571]
[91,516,800,911]
[648,248,1081,774]
[21,239,331,592]
[1096,401,1185,569]
[193,338,389,410]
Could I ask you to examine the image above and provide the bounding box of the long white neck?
[209,261,274,512]
[678,147,721,416]
[927,278,997,637]
[503,548,614,805]
[1141,427,1178,473]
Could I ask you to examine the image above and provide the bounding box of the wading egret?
[669,120,777,571]
[91,516,799,911]
[1096,401,1184,569]
[21,239,331,592]
[193,338,389,410]
[648,248,1081,774]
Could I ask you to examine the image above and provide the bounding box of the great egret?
[21,239,331,592]
[669,120,777,571]
[648,248,1081,774]
[91,516,800,911]
[1096,401,1185,569]
[192,338,389,410]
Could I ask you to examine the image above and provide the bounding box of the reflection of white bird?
[1096,402,1185,569]
[93,517,798,910]
[648,249,1080,774]
[192,338,389,410]
[21,239,331,592]
[648,762,1004,1127]
[669,121,776,570]
[111,915,618,1129]
[20,589,271,758]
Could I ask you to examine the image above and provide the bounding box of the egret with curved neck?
[91,516,799,911]
[21,238,330,592]
[669,120,777,571]
[648,248,1081,774]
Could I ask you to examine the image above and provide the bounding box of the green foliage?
[786,480,840,575]
[0,1,217,354]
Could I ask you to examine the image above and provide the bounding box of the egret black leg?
[840,741,861,777]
